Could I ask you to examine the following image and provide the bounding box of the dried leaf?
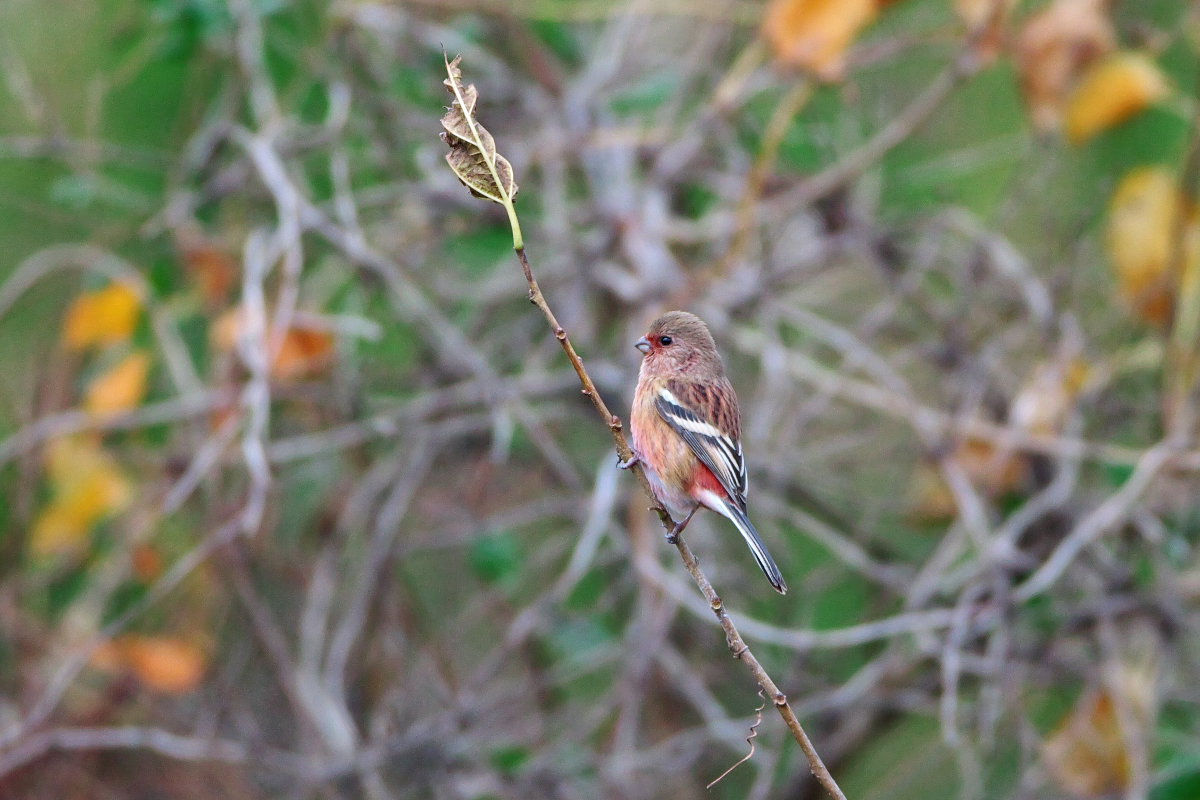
[131,544,163,581]
[62,282,142,351]
[1175,207,1200,347]
[212,306,335,380]
[954,0,1016,28]
[1065,52,1168,144]
[1015,0,1116,133]
[31,436,133,556]
[211,306,245,354]
[909,438,1028,522]
[1045,691,1130,796]
[178,230,238,306]
[1010,359,1089,435]
[115,635,207,694]
[85,351,152,418]
[1106,167,1183,325]
[761,0,878,80]
[1044,661,1158,797]
[955,0,1018,61]
[272,327,335,380]
[440,55,519,205]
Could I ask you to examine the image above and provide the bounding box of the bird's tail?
[723,502,787,595]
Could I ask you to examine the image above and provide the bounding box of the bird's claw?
[616,452,641,470]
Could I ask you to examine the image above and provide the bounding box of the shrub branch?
[440,54,848,800]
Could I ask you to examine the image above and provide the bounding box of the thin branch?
[442,53,849,799]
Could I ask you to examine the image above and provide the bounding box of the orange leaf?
[953,0,1016,28]
[211,306,245,354]
[115,635,207,694]
[1106,167,1184,325]
[761,0,878,80]
[909,438,1028,521]
[954,0,1018,61]
[31,437,132,556]
[131,544,163,581]
[1044,691,1130,796]
[178,232,238,306]
[1044,662,1157,797]
[62,283,142,351]
[1015,0,1115,133]
[84,351,152,418]
[908,463,959,522]
[1065,52,1168,144]
[212,306,335,381]
[271,327,335,380]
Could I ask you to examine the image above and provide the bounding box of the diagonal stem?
[515,247,848,800]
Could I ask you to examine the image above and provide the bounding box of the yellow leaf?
[62,283,142,351]
[30,505,93,558]
[1015,0,1115,133]
[1065,52,1168,144]
[31,437,132,556]
[1175,208,1200,344]
[761,0,878,80]
[84,351,152,418]
[1106,167,1183,325]
[119,635,207,693]
[908,463,958,522]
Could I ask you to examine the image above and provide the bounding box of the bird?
[623,310,787,595]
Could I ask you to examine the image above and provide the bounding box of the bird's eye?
[659,336,673,346]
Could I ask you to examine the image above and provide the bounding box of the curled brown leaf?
[440,55,518,206]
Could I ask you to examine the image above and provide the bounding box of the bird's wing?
[654,379,748,510]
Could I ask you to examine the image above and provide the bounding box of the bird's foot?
[664,507,698,545]
[616,452,641,470]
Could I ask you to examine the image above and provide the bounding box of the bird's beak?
[635,336,652,354]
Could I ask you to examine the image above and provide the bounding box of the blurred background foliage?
[2,0,1200,798]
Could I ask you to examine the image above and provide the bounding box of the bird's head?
[635,311,723,377]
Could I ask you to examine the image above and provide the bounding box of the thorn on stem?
[774,691,788,707]
[554,326,566,340]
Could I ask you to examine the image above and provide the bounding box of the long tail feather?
[724,502,787,595]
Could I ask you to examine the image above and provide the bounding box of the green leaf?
[547,616,615,666]
[489,745,532,776]
[1152,771,1200,800]
[469,530,523,586]
[46,567,89,621]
